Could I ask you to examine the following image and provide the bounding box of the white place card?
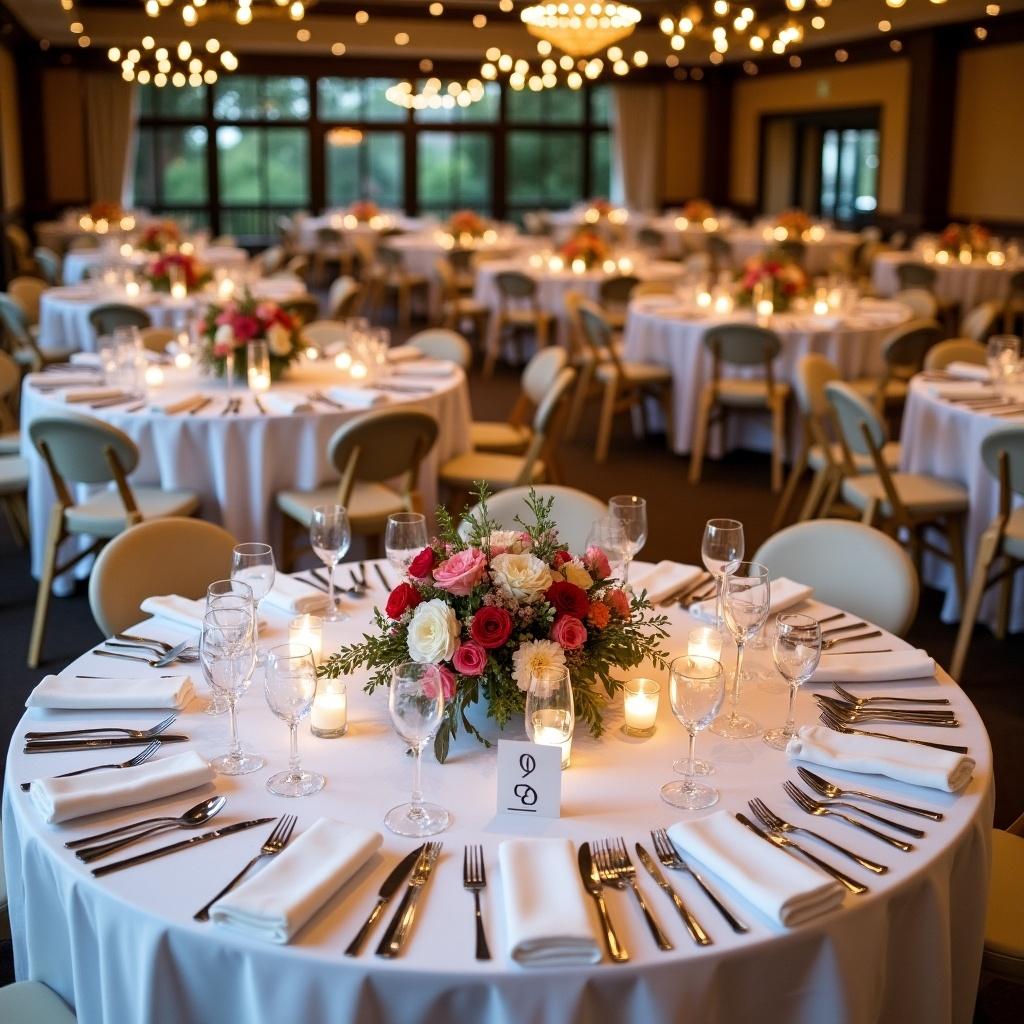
[496,740,561,819]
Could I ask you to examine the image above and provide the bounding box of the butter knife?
[376,842,442,957]
[635,843,714,943]
[578,842,628,962]
[345,844,425,956]
[91,818,276,877]
[25,735,189,753]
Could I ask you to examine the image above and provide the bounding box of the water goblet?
[763,613,822,750]
[525,665,575,769]
[264,643,325,797]
[701,518,744,631]
[231,543,275,659]
[310,505,351,622]
[987,334,1020,396]
[385,512,429,579]
[608,495,647,585]
[202,578,255,715]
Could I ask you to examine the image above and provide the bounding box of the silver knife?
[25,735,189,753]
[577,842,629,962]
[345,844,425,956]
[92,818,276,877]
[634,843,713,944]
[376,843,442,957]
[154,638,196,668]
[374,564,392,591]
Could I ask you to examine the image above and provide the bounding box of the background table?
[871,251,1020,312]
[296,212,431,253]
[728,229,860,277]
[3,573,993,1024]
[62,245,250,287]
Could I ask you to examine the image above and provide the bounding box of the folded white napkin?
[32,371,102,387]
[262,575,328,616]
[498,838,601,966]
[392,359,454,377]
[787,725,974,793]
[30,750,214,825]
[667,811,844,927]
[691,577,813,623]
[630,561,704,604]
[69,352,104,367]
[386,345,422,363]
[810,647,935,683]
[150,393,204,415]
[324,386,388,409]
[261,392,313,415]
[928,381,992,399]
[210,818,381,943]
[139,594,206,631]
[58,387,125,404]
[26,674,195,710]
[944,361,990,381]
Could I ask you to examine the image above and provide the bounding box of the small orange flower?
[587,600,611,628]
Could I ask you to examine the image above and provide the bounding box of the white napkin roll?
[667,811,844,927]
[629,561,704,604]
[58,387,125,403]
[324,386,388,409]
[787,725,974,793]
[30,750,214,825]
[690,577,813,624]
[210,818,382,943]
[498,838,601,966]
[386,345,422,364]
[261,392,313,415]
[26,674,195,710]
[262,575,328,616]
[150,393,204,415]
[810,648,935,683]
[392,359,453,377]
[140,594,206,631]
[944,361,990,381]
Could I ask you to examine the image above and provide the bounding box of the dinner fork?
[106,638,199,660]
[831,684,950,707]
[596,838,673,951]
[820,621,868,637]
[19,740,160,792]
[820,630,882,650]
[796,767,944,821]
[818,708,969,754]
[814,695,959,727]
[462,845,491,961]
[747,798,888,874]
[95,649,193,669]
[193,814,298,921]
[783,782,915,850]
[116,633,194,654]
[25,713,178,742]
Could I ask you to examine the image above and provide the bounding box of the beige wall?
[0,44,23,212]
[951,43,1024,223]
[730,59,910,216]
[661,83,706,202]
[42,68,89,205]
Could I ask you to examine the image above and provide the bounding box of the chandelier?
[386,78,488,111]
[520,3,641,59]
[658,2,819,61]
[107,36,238,87]
[143,0,312,27]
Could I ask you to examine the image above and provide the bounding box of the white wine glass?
[525,665,575,770]
[310,505,351,622]
[231,543,275,660]
[585,516,628,581]
[264,643,325,797]
[701,518,744,631]
[385,662,450,838]
[385,512,429,578]
[763,613,822,750]
[987,334,1020,396]
[608,495,647,585]
[202,579,254,716]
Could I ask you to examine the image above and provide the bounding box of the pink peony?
[584,545,611,579]
[551,614,587,651]
[452,640,487,677]
[432,547,487,597]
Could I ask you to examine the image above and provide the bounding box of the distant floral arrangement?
[775,209,812,239]
[447,210,487,237]
[197,289,301,381]
[138,220,181,253]
[940,222,990,256]
[87,200,124,223]
[737,250,810,312]
[349,200,380,222]
[559,230,610,269]
[144,251,210,294]
[682,199,715,222]
[586,197,613,217]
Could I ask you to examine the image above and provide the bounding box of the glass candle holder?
[623,677,660,737]
[688,626,723,662]
[289,613,323,663]
[310,677,348,738]
[247,340,271,392]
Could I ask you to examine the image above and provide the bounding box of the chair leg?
[995,554,1014,640]
[566,361,594,441]
[860,498,878,527]
[688,390,714,485]
[770,398,785,493]
[1,494,27,546]
[482,317,502,377]
[950,527,1000,682]
[773,447,809,530]
[817,471,843,519]
[28,507,65,668]
[594,379,619,463]
[658,387,674,452]
[944,514,968,610]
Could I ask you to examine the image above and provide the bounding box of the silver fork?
[832,683,950,707]
[796,766,944,821]
[462,845,491,960]
[820,630,882,650]
[747,798,888,874]
[598,838,673,951]
[650,828,746,934]
[193,814,298,921]
[95,649,194,668]
[25,713,178,742]
[784,779,926,837]
[814,696,959,728]
[819,708,969,754]
[105,640,199,661]
[783,782,916,850]
[19,740,160,791]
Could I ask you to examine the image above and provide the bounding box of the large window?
[418,132,493,216]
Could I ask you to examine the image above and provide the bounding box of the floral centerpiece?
[144,251,211,294]
[775,209,811,240]
[939,221,990,257]
[447,209,487,238]
[138,220,181,253]
[349,200,381,223]
[320,488,670,762]
[88,200,124,223]
[682,199,715,222]
[559,230,610,269]
[197,289,301,381]
[736,250,810,312]
[585,197,613,218]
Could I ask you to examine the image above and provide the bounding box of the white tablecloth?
[623,296,910,455]
[729,229,861,277]
[296,212,431,253]
[63,246,250,287]
[21,365,472,581]
[871,251,1020,312]
[3,574,993,1023]
[900,377,1024,631]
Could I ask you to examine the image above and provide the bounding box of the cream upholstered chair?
[0,981,77,1023]
[961,301,1001,344]
[0,349,21,455]
[368,246,429,327]
[8,275,46,325]
[0,293,76,371]
[869,318,943,413]
[326,275,364,320]
[299,319,347,351]
[33,246,62,286]
[311,226,354,285]
[252,245,286,276]
[139,326,175,354]
[280,295,320,327]
[597,274,640,331]
[984,810,1024,983]
[950,429,1024,681]
[407,328,473,369]
[460,485,606,554]
[435,259,490,341]
[483,270,555,376]
[689,322,789,491]
[277,408,439,566]
[824,381,969,605]
[893,288,938,321]
[923,338,987,372]
[0,452,29,545]
[88,303,151,336]
[753,519,919,636]
[89,517,237,636]
[27,414,201,666]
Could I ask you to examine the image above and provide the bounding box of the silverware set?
[345,844,425,956]
[220,397,243,415]
[19,739,162,791]
[94,633,197,667]
[796,766,944,821]
[302,566,366,597]
[594,838,674,950]
[376,842,443,958]
[815,694,960,727]
[308,390,345,409]
[782,782,919,850]
[818,707,969,754]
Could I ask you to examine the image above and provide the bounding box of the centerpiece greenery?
[736,250,810,312]
[559,229,610,269]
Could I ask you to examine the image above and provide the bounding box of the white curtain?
[611,85,664,212]
[84,73,136,204]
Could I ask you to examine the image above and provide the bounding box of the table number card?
[496,740,561,819]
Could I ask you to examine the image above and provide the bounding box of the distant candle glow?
[144,365,165,387]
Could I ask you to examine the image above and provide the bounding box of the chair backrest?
[253,245,285,276]
[636,228,665,251]
[300,319,346,348]
[88,517,237,635]
[459,485,606,553]
[0,349,19,401]
[521,346,567,405]
[895,262,936,291]
[33,246,62,286]
[632,280,675,298]
[407,328,472,369]
[448,248,475,275]
[882,318,942,372]
[327,275,360,319]
[753,519,919,636]
[598,274,640,306]
[981,428,1024,499]
[0,292,32,348]
[923,338,987,371]
[577,300,616,358]
[894,288,938,321]
[824,380,887,457]
[532,366,576,435]
[8,276,46,324]
[961,301,1001,343]
[285,254,310,277]
[495,270,537,300]
[88,303,151,335]
[280,296,319,327]
[29,414,140,484]
[794,353,841,419]
[139,326,175,353]
[704,322,782,367]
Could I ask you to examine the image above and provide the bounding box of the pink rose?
[584,545,611,579]
[452,640,487,677]
[432,547,487,597]
[551,614,587,651]
[421,664,456,701]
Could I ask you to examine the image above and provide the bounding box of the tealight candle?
[618,256,634,274]
[119,242,133,259]
[688,626,723,662]
[675,216,689,230]
[174,350,193,370]
[144,365,165,388]
[772,226,787,242]
[350,360,368,379]
[988,251,1006,267]
[602,259,617,273]
[959,246,972,265]
[170,281,188,301]
[369,216,384,229]
[623,678,660,737]
[483,228,497,243]
[290,613,324,663]
[311,679,348,738]
[125,280,140,298]
[180,241,194,256]
[95,219,109,235]
[703,217,719,232]
[571,258,586,274]
[935,249,950,265]
[756,298,774,318]
[305,345,320,361]
[696,290,712,308]
[120,215,135,231]
[531,710,572,769]
[528,253,544,269]
[343,214,357,229]
[549,255,564,272]
[248,370,270,392]
[334,350,353,370]
[808,224,826,241]
[713,293,733,315]
[217,278,235,300]
[813,287,830,316]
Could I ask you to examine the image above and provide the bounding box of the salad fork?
[462,845,491,961]
[831,684,950,707]
[820,630,882,650]
[596,838,673,950]
[25,713,178,742]
[19,740,160,792]
[818,707,969,754]
[95,649,193,669]
[796,767,944,821]
[783,782,916,850]
[815,695,959,727]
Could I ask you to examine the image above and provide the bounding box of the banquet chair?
[300,319,347,351]
[895,262,936,291]
[893,288,938,322]
[823,381,969,607]
[284,254,311,280]
[562,289,610,440]
[435,259,490,341]
[459,484,606,555]
[578,300,673,463]
[0,350,22,454]
[439,367,576,508]
[27,414,202,667]
[88,304,151,336]
[4,224,34,273]
[0,981,77,1023]
[280,295,320,327]
[369,246,429,328]
[276,408,439,565]
[33,246,62,286]
[753,519,919,636]
[983,810,1024,984]
[470,346,567,455]
[139,327,175,354]
[482,270,555,376]
[923,339,987,371]
[407,328,473,370]
[706,234,734,273]
[689,323,789,492]
[326,276,364,320]
[447,247,477,293]
[597,274,640,330]
[8,275,46,324]
[252,245,286,276]
[0,452,29,546]
[89,517,237,636]
[0,293,77,372]
[961,301,1001,344]
[312,226,354,286]
[870,318,943,414]
[636,227,666,256]
[632,280,676,299]
[950,429,1024,681]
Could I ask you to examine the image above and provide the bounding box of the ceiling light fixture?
[520,3,641,59]
[109,37,236,86]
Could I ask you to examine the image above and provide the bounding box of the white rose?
[214,323,235,346]
[490,552,553,604]
[488,529,525,555]
[406,599,459,664]
[563,559,594,591]
[267,322,293,357]
[512,639,567,692]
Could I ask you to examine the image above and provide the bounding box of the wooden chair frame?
[482,272,554,376]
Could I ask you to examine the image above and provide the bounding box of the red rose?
[607,588,630,618]
[452,640,487,677]
[551,614,587,651]
[385,582,422,620]
[470,606,513,649]
[546,580,589,620]
[408,546,436,579]
[551,549,573,568]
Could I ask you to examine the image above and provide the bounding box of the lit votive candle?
[618,256,634,274]
[756,298,774,318]
[813,287,830,316]
[334,350,353,371]
[305,345,320,361]
[531,709,572,769]
[248,370,271,392]
[623,678,660,737]
[528,253,544,269]
[696,290,712,308]
[935,249,950,265]
[688,626,723,662]
[174,350,193,370]
[119,242,133,259]
[703,216,719,232]
[311,679,348,738]
[571,258,586,274]
[988,251,1006,267]
[549,255,564,272]
[144,365,165,388]
[170,281,188,301]
[217,278,235,300]
[289,614,323,663]
[713,293,733,314]
[675,216,689,230]
[125,280,140,298]
[602,258,617,273]
[180,241,195,256]
[350,360,368,380]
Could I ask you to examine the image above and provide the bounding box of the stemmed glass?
[264,643,325,797]
[711,561,770,739]
[763,613,822,750]
[231,543,275,660]
[524,665,575,769]
[310,505,351,622]
[385,512,429,579]
[987,335,1020,396]
[203,578,254,715]
[608,495,647,585]
[385,662,450,838]
[200,606,265,775]
[701,518,744,631]
[585,516,628,581]
[661,655,725,810]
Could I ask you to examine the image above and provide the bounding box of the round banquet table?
[296,212,432,253]
[2,569,993,1024]
[62,245,250,287]
[901,376,1024,631]
[871,251,1021,312]
[21,364,472,583]
[728,229,861,277]
[640,214,742,257]
[623,295,911,456]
